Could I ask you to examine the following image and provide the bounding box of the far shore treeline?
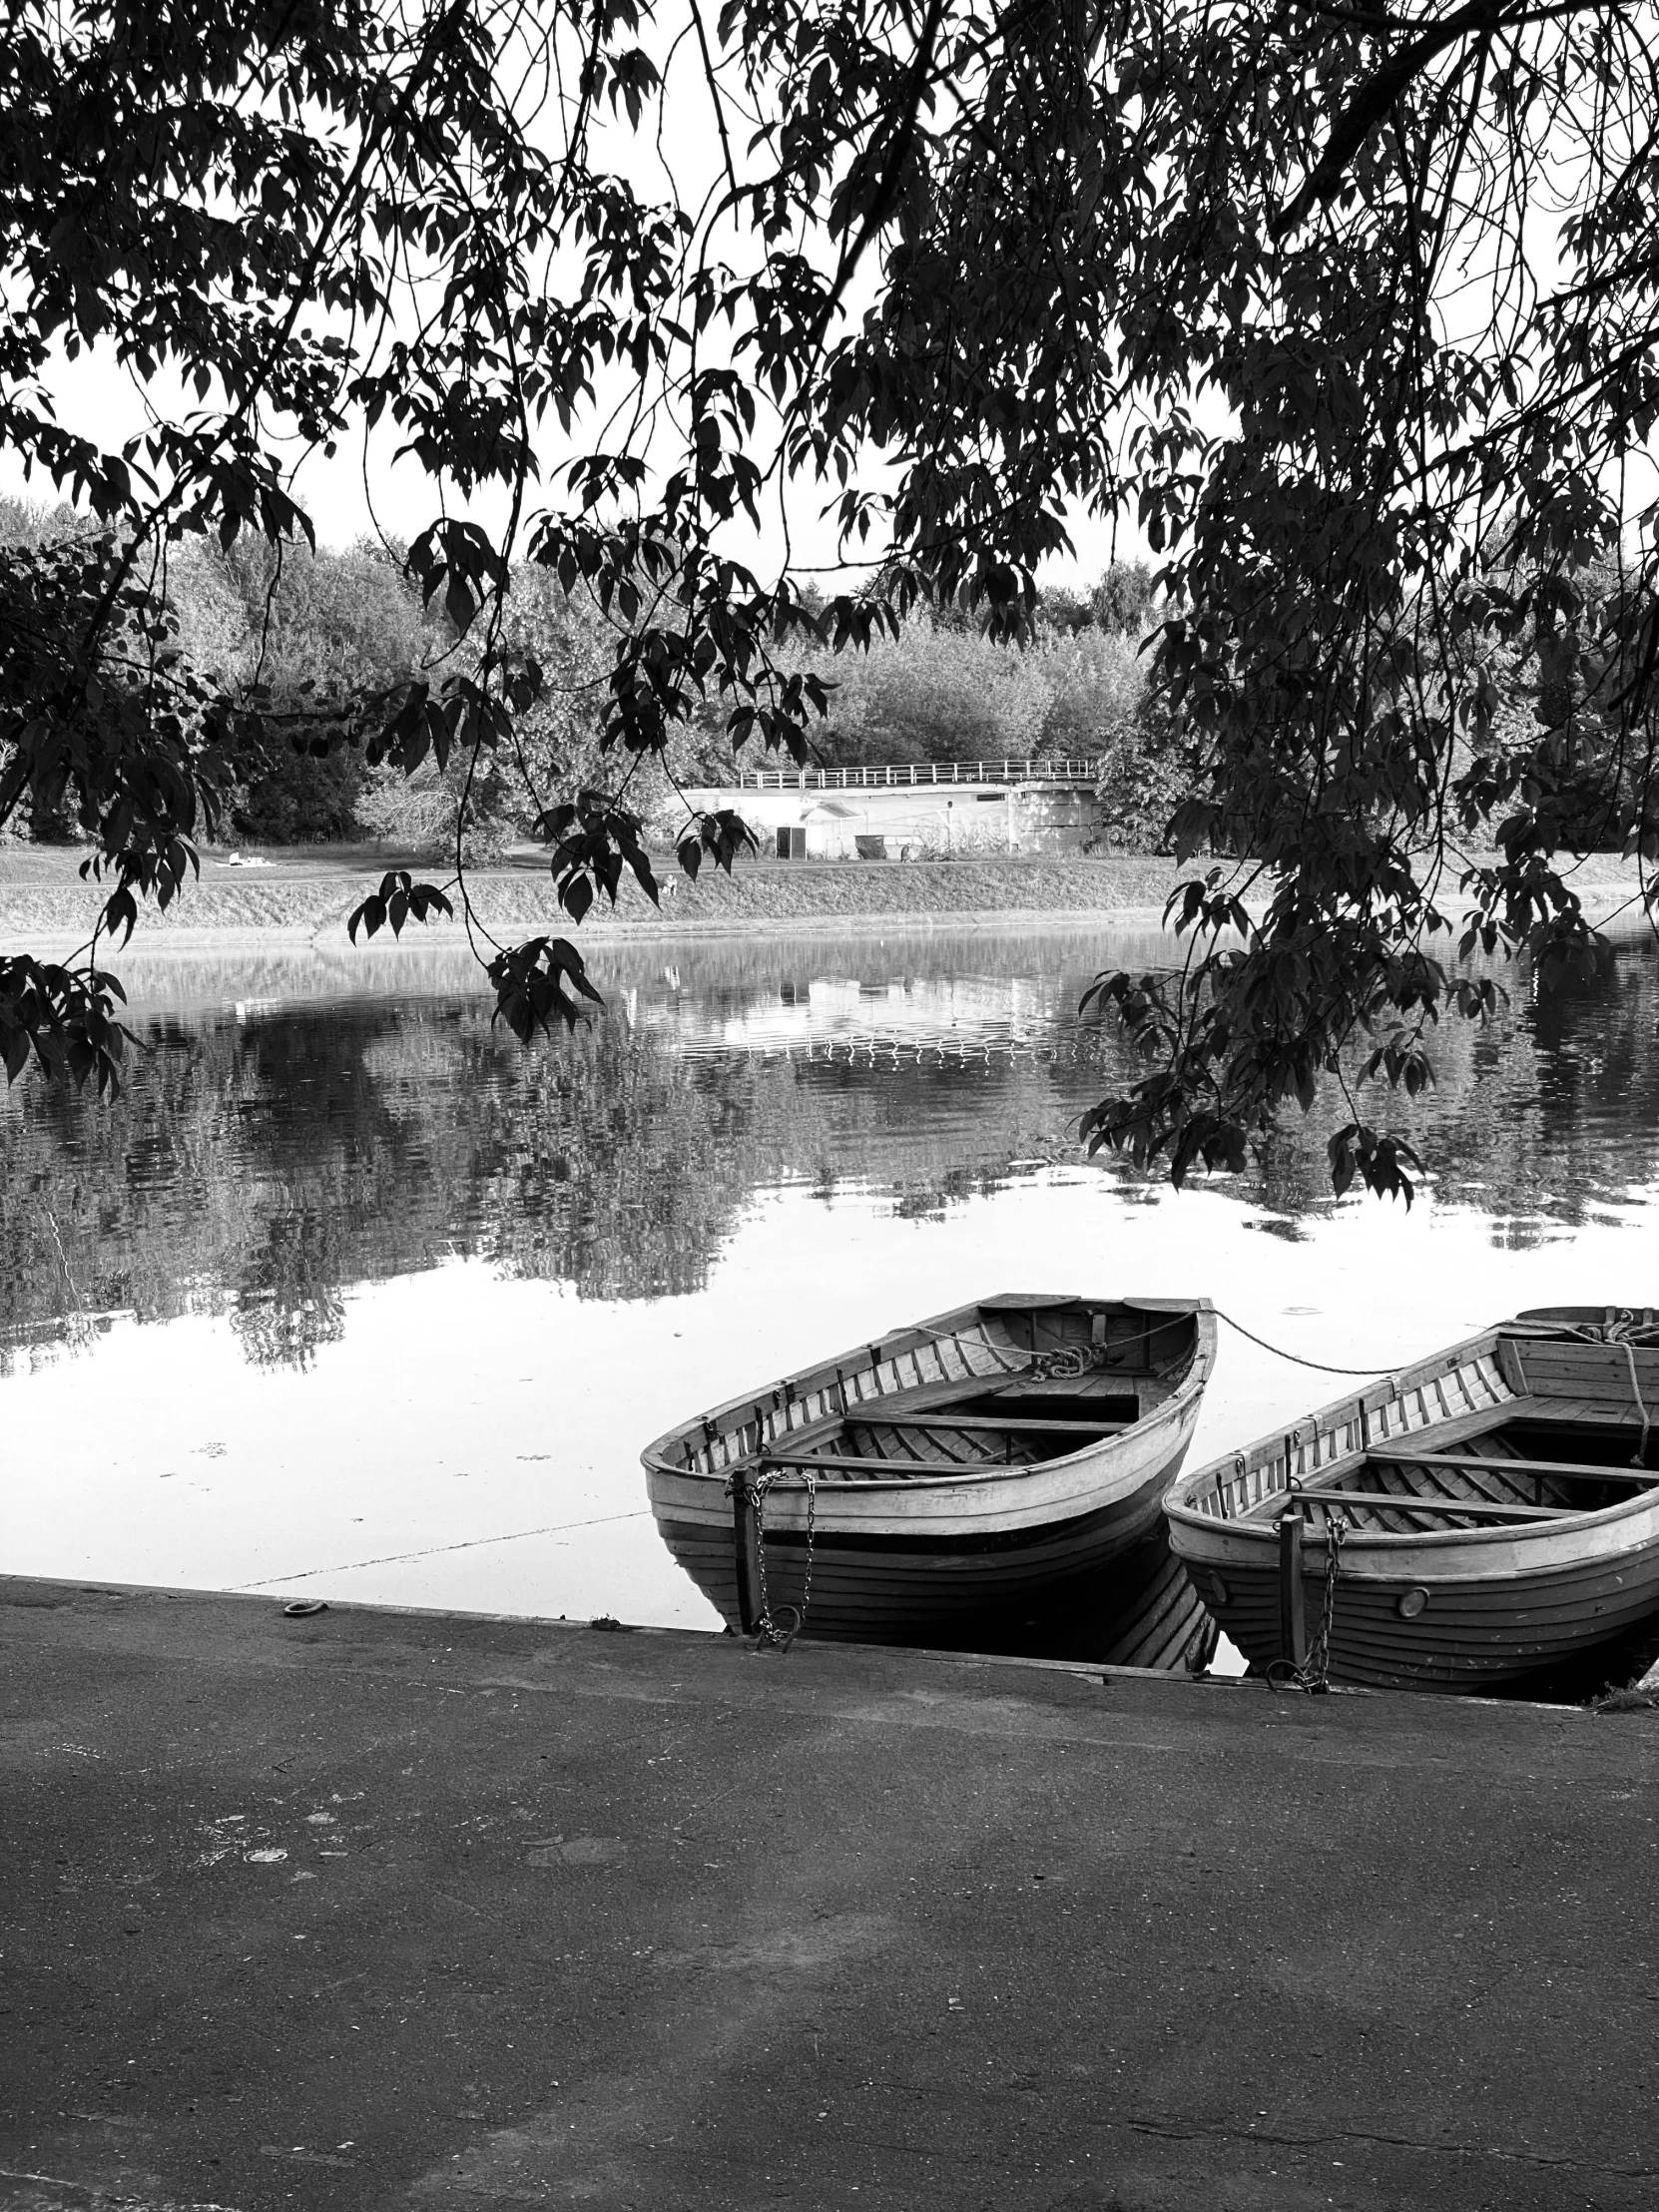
[0,497,1627,864]
[0,495,1178,857]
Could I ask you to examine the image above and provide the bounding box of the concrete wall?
[685,780,1104,858]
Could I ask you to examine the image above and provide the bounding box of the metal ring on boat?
[1397,1587,1429,1619]
[1205,1570,1230,1607]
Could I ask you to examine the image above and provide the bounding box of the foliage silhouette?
[4,5,1659,1195]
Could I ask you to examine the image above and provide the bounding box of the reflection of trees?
[0,1006,746,1361]
[0,998,843,1362]
[455,1020,786,1300]
[3,928,1659,1369]
[1202,934,1659,1239]
[231,1208,348,1369]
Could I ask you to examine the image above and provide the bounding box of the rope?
[914,1321,1028,1375]
[1534,1313,1656,1467]
[1213,1309,1395,1377]
[242,1507,652,1589]
[1618,1337,1653,1467]
[923,1328,1106,1382]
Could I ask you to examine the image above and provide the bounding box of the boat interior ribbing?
[744,1298,1203,1480]
[1238,1319,1659,1533]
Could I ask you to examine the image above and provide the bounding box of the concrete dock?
[4,1577,1657,2212]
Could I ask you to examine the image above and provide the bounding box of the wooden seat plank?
[755,1447,992,1475]
[1299,1486,1574,1520]
[858,1412,1132,1437]
[1525,1396,1642,1427]
[1341,1501,1443,1533]
[1371,1449,1658,1489]
[1512,1355,1659,1406]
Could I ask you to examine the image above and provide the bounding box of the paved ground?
[4,1577,1657,2212]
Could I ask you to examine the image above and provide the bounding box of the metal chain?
[1304,1514,1346,1691]
[750,1468,816,1652]
[800,1470,817,1627]
[752,1470,779,1641]
[1268,1514,1346,1696]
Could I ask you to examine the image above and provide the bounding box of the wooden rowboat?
[1165,1305,1659,1694]
[642,1294,1216,1651]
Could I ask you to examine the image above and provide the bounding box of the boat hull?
[1166,1312,1659,1694]
[651,1422,1198,1647]
[1180,1526,1659,1692]
[643,1293,1214,1654]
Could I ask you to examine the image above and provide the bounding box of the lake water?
[5,919,1659,1636]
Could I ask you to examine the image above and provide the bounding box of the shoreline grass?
[0,841,1646,958]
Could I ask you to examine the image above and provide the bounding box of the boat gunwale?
[1164,1311,1659,1557]
[641,1295,1216,1495]
[1174,1486,1659,1558]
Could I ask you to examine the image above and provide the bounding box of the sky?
[14,10,1633,595]
[0,303,1154,587]
[0,9,1156,590]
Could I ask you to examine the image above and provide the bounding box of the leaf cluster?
[345,868,454,943]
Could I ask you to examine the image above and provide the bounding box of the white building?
[682,773,1104,858]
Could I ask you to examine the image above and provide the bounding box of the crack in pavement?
[1124,2116,1656,2176]
[0,2169,243,2210]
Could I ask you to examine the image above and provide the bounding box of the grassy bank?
[0,841,1648,954]
[0,845,1201,951]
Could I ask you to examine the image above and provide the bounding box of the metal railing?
[734,757,1102,791]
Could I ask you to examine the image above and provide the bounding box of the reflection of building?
[634,969,1065,1060]
[684,766,1105,856]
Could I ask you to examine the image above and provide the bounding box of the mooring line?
[240,1508,652,1589]
[1213,1309,1395,1376]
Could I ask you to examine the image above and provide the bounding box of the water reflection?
[3,921,1659,1375]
